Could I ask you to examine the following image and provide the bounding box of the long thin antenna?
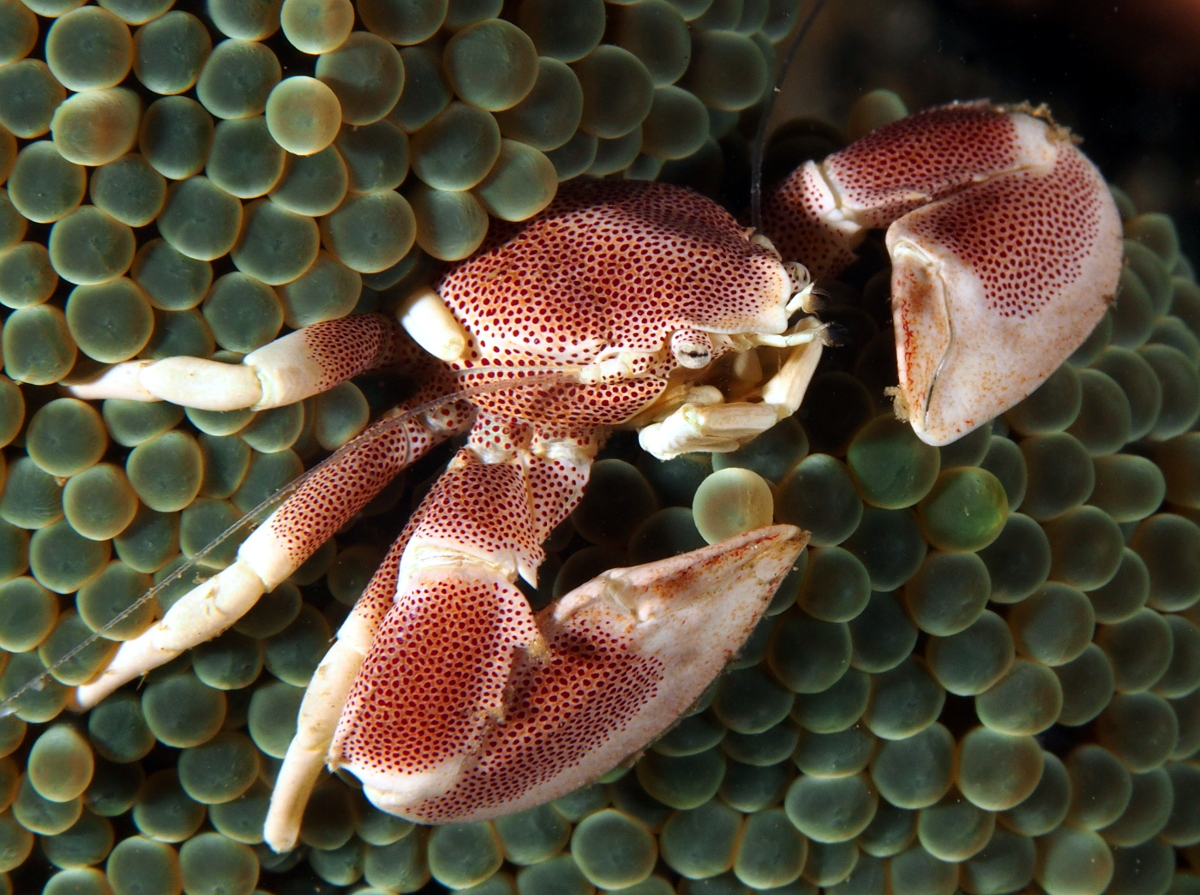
[751,0,831,234]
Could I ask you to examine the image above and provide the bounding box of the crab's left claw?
[765,102,1123,445]
[335,524,806,824]
[885,130,1122,445]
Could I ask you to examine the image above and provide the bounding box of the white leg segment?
[263,634,371,852]
[139,356,264,410]
[759,337,826,417]
[396,287,469,363]
[639,400,780,458]
[66,314,405,411]
[65,360,157,402]
[73,521,296,709]
[265,539,406,853]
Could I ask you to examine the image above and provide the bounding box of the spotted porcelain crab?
[63,102,1121,851]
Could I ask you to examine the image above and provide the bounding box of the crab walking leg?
[65,312,422,411]
[264,536,405,852]
[73,401,472,709]
[763,101,1122,444]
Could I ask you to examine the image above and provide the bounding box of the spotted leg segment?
[764,101,1123,444]
[66,313,418,411]
[72,400,472,710]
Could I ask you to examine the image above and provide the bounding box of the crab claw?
[331,524,806,824]
[765,102,1123,445]
[885,124,1122,445]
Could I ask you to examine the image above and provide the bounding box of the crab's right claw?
[331,524,807,825]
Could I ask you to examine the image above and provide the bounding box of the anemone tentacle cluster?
[0,1,1196,894]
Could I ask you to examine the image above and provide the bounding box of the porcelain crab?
[62,101,1121,851]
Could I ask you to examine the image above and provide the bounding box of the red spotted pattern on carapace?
[435,179,794,429]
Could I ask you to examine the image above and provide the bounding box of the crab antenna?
[0,371,576,716]
[750,0,830,235]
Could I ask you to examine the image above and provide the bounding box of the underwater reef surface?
[0,1,1196,894]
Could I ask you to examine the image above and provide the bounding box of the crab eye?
[671,328,712,369]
